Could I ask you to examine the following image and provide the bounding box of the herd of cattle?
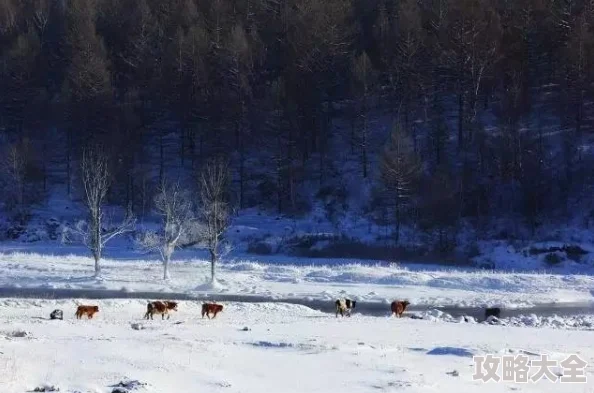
[334,299,502,321]
[63,301,223,321]
[49,298,502,322]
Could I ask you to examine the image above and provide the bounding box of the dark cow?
[201,303,224,319]
[484,307,501,320]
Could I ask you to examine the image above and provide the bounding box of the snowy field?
[1,249,594,392]
[0,250,593,310]
[1,299,593,393]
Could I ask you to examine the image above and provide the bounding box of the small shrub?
[5,224,26,240]
[284,233,340,253]
[465,242,481,259]
[33,385,59,392]
[495,230,510,240]
[544,252,563,265]
[316,186,348,223]
[45,218,62,240]
[564,245,588,262]
[529,244,587,262]
[247,241,273,255]
[476,260,495,270]
[283,234,469,266]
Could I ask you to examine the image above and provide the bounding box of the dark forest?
[1,0,594,248]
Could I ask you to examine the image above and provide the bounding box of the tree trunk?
[361,93,368,179]
[180,124,185,167]
[362,113,368,179]
[318,105,326,185]
[163,254,170,280]
[239,118,245,209]
[43,140,47,192]
[287,122,295,211]
[190,126,197,170]
[394,196,401,245]
[276,131,283,214]
[210,250,216,282]
[159,132,164,185]
[67,127,72,197]
[93,250,101,277]
[350,112,356,155]
[93,215,101,276]
[457,90,464,150]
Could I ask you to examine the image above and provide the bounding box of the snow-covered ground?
[0,250,593,309]
[1,248,594,392]
[1,299,593,393]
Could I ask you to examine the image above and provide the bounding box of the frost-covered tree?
[73,147,135,277]
[198,158,231,283]
[137,181,194,280]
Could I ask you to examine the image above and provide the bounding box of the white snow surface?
[1,299,593,393]
[0,250,593,308]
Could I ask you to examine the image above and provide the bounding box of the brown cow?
[391,300,410,318]
[201,303,224,319]
[75,305,99,319]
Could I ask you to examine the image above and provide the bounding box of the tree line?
[1,0,594,251]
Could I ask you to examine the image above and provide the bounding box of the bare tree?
[420,168,459,253]
[227,22,254,208]
[380,124,421,243]
[137,180,194,280]
[0,0,18,35]
[2,143,26,220]
[198,158,231,283]
[75,147,135,277]
[1,140,43,224]
[351,51,376,179]
[442,0,501,151]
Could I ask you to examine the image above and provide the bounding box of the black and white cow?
[50,309,63,320]
[335,298,356,317]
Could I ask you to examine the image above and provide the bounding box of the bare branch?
[74,146,136,276]
[136,180,194,279]
[198,158,231,283]
[101,214,137,246]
